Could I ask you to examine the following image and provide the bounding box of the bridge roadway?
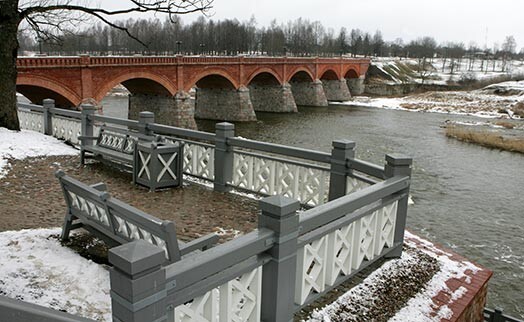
[16,56,370,129]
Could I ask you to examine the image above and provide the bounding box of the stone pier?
[290,79,328,107]
[322,79,352,101]
[128,92,197,129]
[194,86,257,121]
[347,76,366,96]
[248,82,297,113]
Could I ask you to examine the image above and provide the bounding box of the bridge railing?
[17,100,386,207]
[108,165,410,321]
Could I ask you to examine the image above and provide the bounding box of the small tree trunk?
[0,0,21,131]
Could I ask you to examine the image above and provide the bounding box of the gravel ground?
[0,155,259,242]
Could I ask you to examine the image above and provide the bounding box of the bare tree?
[0,0,213,131]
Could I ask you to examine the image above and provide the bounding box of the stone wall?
[128,92,197,129]
[290,80,328,107]
[347,77,366,95]
[322,79,351,101]
[248,83,297,113]
[195,86,257,121]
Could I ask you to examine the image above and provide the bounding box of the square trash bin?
[133,141,184,191]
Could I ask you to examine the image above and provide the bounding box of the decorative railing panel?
[182,142,215,180]
[17,110,44,133]
[294,200,399,305]
[346,176,372,195]
[231,152,329,207]
[173,266,262,322]
[52,116,83,145]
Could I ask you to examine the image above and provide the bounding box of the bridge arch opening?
[345,69,359,79]
[96,74,177,121]
[194,74,256,121]
[247,72,296,113]
[320,70,339,81]
[16,85,77,109]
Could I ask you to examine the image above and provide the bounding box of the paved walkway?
[0,155,258,242]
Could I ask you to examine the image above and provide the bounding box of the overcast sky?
[107,0,523,50]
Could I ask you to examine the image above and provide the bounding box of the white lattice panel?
[232,153,329,207]
[67,191,110,227]
[346,176,370,195]
[183,143,214,180]
[373,201,398,256]
[18,110,44,133]
[111,214,168,257]
[172,267,262,322]
[325,222,355,285]
[219,266,262,322]
[174,289,218,322]
[52,116,82,144]
[295,235,328,305]
[352,211,378,270]
[295,202,399,304]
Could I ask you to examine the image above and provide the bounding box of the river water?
[102,96,524,318]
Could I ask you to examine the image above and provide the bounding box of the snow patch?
[306,231,479,322]
[0,228,111,321]
[0,128,78,179]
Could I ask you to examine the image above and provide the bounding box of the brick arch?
[94,71,177,102]
[344,67,360,79]
[287,67,315,83]
[186,68,239,91]
[246,68,283,85]
[319,68,340,80]
[16,75,82,107]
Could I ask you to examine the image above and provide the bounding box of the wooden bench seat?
[56,170,219,263]
[80,125,157,169]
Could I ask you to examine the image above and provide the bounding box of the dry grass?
[445,126,524,154]
[494,121,516,129]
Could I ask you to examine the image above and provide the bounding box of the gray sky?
[107,0,523,50]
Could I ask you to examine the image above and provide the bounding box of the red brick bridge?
[17,56,370,128]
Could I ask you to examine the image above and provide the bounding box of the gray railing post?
[109,240,168,322]
[80,104,97,165]
[81,103,96,140]
[138,111,155,137]
[259,195,300,322]
[328,140,355,201]
[384,154,412,258]
[214,122,235,192]
[42,98,55,135]
[493,308,504,322]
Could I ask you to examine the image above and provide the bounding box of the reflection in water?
[101,96,524,318]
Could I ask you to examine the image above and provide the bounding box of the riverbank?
[335,80,524,118]
[443,120,524,154]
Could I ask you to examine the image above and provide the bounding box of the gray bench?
[80,125,157,168]
[56,170,219,263]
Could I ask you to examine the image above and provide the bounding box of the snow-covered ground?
[334,80,524,118]
[0,227,480,322]
[371,57,524,86]
[0,228,111,321]
[307,231,480,322]
[0,128,78,179]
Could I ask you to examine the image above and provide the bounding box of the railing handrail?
[299,175,410,234]
[228,136,332,164]
[0,295,95,322]
[149,122,216,142]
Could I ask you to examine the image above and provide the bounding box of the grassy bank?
[445,125,524,154]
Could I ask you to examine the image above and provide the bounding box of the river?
[101,96,524,319]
